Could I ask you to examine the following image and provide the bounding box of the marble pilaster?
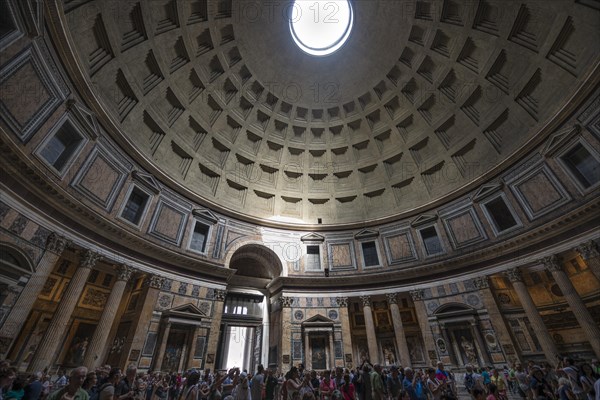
[204,289,227,372]
[410,289,437,365]
[360,295,379,364]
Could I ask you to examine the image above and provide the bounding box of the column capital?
[575,240,599,261]
[213,289,227,302]
[359,295,371,307]
[541,255,562,272]
[115,265,135,281]
[146,274,166,289]
[336,297,348,307]
[79,250,101,269]
[505,268,523,282]
[386,293,399,304]
[472,276,490,289]
[409,289,424,301]
[279,296,293,308]
[45,233,70,254]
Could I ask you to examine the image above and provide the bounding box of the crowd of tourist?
[1,358,599,400]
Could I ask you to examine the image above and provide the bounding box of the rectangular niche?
[148,198,189,245]
[381,228,418,265]
[327,241,357,271]
[440,205,488,250]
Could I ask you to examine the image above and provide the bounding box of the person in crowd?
[490,369,507,400]
[369,365,383,400]
[23,372,43,400]
[54,371,68,392]
[529,368,554,400]
[82,372,97,399]
[250,366,264,400]
[426,368,443,400]
[98,368,121,400]
[264,368,278,400]
[5,377,24,400]
[286,367,303,400]
[339,374,354,400]
[179,370,200,400]
[115,366,137,400]
[486,384,499,400]
[562,359,583,399]
[386,366,402,400]
[402,368,417,400]
[557,378,575,400]
[320,371,335,400]
[515,363,531,400]
[471,388,486,400]
[578,364,598,400]
[47,367,89,400]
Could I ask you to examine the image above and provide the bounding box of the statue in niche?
[460,336,478,365]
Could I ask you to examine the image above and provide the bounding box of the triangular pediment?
[410,214,438,227]
[473,183,503,202]
[541,124,580,157]
[164,303,207,318]
[354,229,379,240]
[301,233,325,243]
[193,208,219,224]
[302,314,334,325]
[132,170,161,194]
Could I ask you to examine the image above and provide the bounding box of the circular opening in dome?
[289,0,353,56]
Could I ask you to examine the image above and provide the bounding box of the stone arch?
[225,241,285,281]
[433,302,476,316]
[0,242,35,286]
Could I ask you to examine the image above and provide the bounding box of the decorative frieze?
[147,275,166,289]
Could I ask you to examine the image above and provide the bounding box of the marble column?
[0,233,69,356]
[28,250,100,372]
[336,297,353,367]
[278,296,294,371]
[304,330,311,370]
[543,255,600,358]
[360,295,379,364]
[120,274,165,369]
[386,293,411,367]
[410,290,437,365]
[575,240,600,282]
[154,322,172,371]
[204,289,227,372]
[473,276,520,364]
[505,268,559,365]
[84,264,134,369]
[329,330,336,369]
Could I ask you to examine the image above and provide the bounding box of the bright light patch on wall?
[289,0,353,56]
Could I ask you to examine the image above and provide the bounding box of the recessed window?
[121,187,149,225]
[289,0,354,56]
[190,221,210,253]
[38,119,85,173]
[361,241,379,267]
[561,143,600,189]
[306,245,321,270]
[483,196,518,233]
[419,226,443,255]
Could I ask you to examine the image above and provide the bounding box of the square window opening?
[420,226,443,255]
[121,187,149,225]
[361,241,379,266]
[561,143,600,189]
[306,245,321,270]
[39,120,84,172]
[484,196,518,232]
[190,221,210,253]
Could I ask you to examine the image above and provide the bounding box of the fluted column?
[575,240,600,282]
[542,256,600,358]
[472,276,520,364]
[336,297,353,367]
[386,293,411,367]
[0,233,69,356]
[84,265,134,369]
[505,268,559,365]
[410,290,437,365]
[28,250,100,372]
[360,296,379,364]
[204,289,227,372]
[154,322,172,371]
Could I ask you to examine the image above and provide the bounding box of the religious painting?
[380,338,397,366]
[452,328,478,365]
[405,334,425,363]
[163,330,187,372]
[375,310,391,329]
[62,321,97,366]
[311,336,327,370]
[355,338,370,364]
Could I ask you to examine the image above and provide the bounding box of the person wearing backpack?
[464,365,478,396]
[99,368,122,400]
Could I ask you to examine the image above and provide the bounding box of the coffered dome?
[60,0,599,227]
